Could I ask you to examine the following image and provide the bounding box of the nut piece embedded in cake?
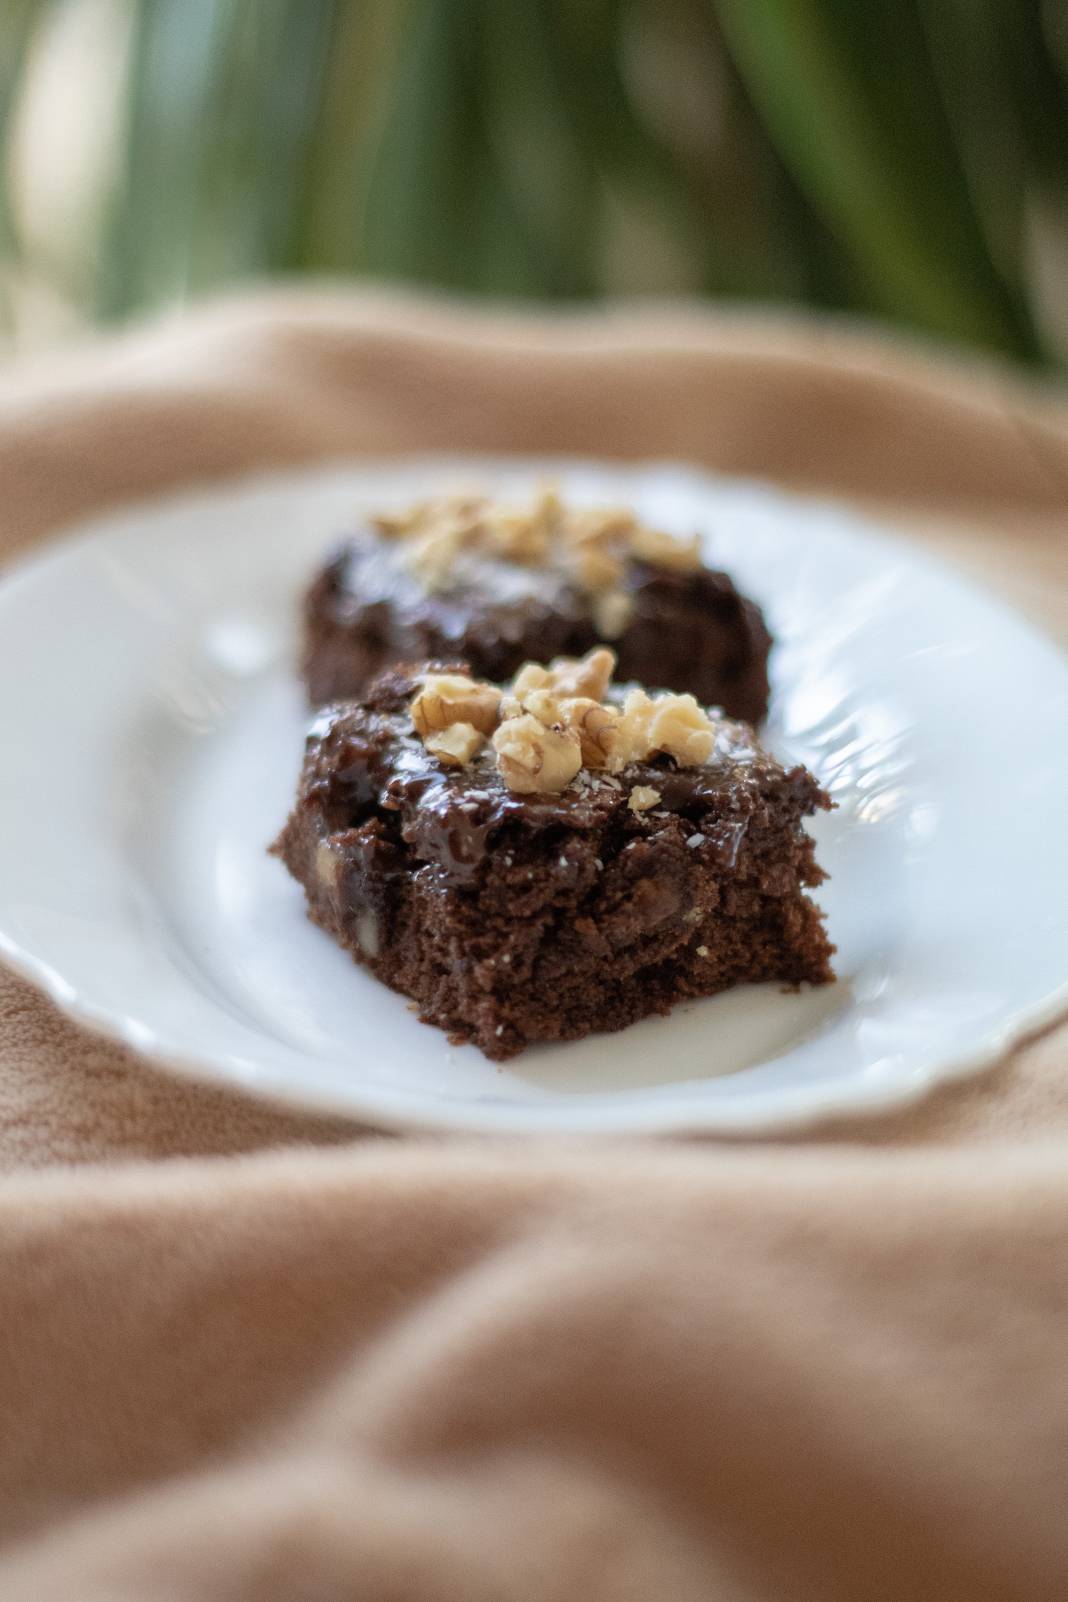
[627,785,662,813]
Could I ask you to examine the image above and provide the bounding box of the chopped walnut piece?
[570,543,625,596]
[546,647,616,701]
[646,693,715,765]
[424,722,485,767]
[609,688,654,772]
[628,785,662,813]
[512,661,553,698]
[370,509,410,539]
[367,491,703,599]
[521,688,566,728]
[381,494,487,540]
[405,544,448,589]
[608,686,714,771]
[411,672,501,738]
[531,486,564,539]
[568,507,637,546]
[629,526,701,570]
[484,510,551,566]
[562,698,619,768]
[492,715,582,794]
[407,630,718,787]
[512,648,616,704]
[591,589,633,640]
[405,525,471,589]
[387,496,487,587]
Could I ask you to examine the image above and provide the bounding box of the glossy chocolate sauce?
[304,532,772,724]
[300,669,820,886]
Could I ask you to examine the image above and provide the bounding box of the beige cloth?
[1,290,1067,1599]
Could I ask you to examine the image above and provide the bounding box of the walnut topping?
[519,688,565,727]
[531,485,564,538]
[549,648,616,702]
[591,589,634,640]
[568,507,637,546]
[570,543,625,596]
[483,510,551,566]
[424,722,485,767]
[368,490,702,605]
[511,661,552,699]
[562,698,619,768]
[611,689,654,770]
[410,672,501,738]
[629,526,701,570]
[409,645,718,793]
[511,647,616,706]
[554,647,616,701]
[492,714,581,794]
[405,526,469,588]
[607,687,713,773]
[370,509,414,538]
[646,692,715,766]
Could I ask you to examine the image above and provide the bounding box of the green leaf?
[0,0,49,266]
[98,0,343,317]
[714,0,1043,357]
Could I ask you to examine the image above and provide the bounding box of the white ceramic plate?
[1,458,1066,1136]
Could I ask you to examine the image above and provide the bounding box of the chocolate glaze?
[302,532,772,723]
[299,664,825,886]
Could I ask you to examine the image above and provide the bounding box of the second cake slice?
[303,490,772,723]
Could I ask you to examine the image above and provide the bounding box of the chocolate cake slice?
[273,649,834,1062]
[302,490,772,724]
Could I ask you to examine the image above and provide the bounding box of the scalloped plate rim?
[0,453,1066,1137]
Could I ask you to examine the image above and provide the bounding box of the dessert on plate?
[273,648,834,1061]
[302,490,772,723]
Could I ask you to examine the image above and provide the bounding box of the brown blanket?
[1,291,1067,1600]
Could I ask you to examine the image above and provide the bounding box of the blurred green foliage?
[2,0,1067,362]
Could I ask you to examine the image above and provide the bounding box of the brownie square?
[273,659,834,1062]
[302,493,772,724]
